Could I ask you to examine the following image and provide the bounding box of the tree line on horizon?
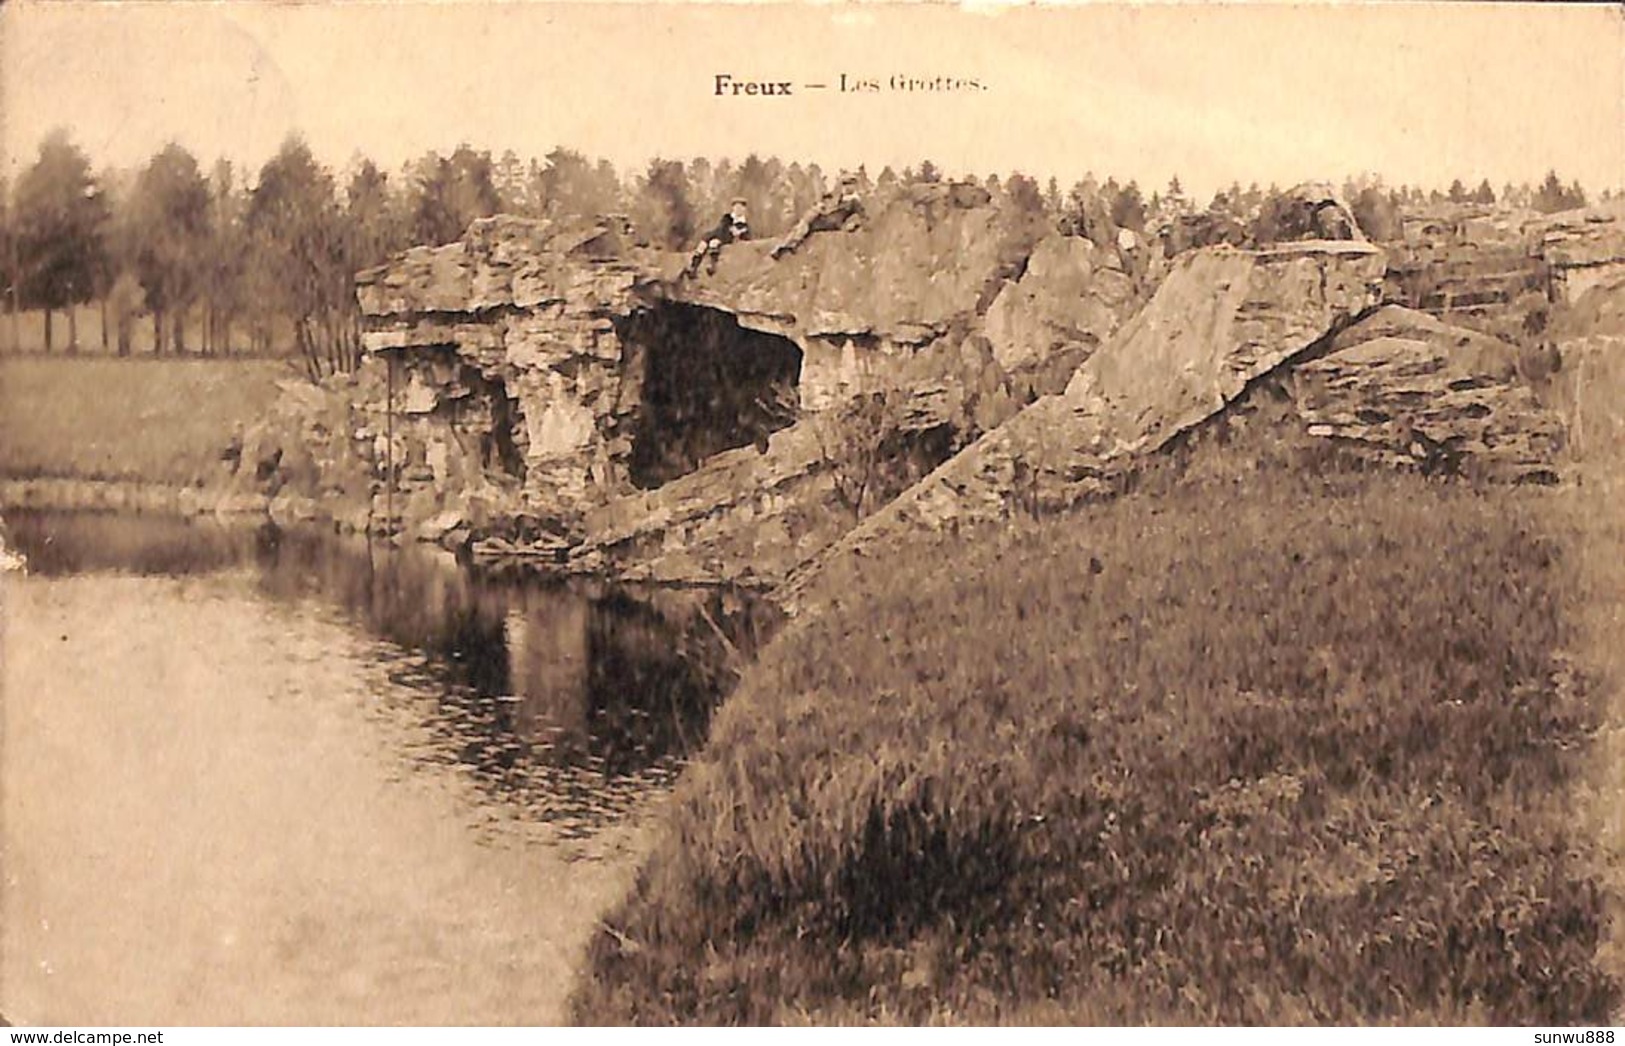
[0,128,1606,380]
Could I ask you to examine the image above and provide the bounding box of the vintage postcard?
[2,0,1623,1030]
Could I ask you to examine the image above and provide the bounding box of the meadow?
[572,433,1624,1023]
[0,355,291,485]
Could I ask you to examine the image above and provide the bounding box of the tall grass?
[572,463,1618,1024]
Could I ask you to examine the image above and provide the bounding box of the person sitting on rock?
[771,175,865,259]
[684,198,751,277]
[1310,199,1357,240]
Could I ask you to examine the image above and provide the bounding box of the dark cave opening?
[618,303,803,489]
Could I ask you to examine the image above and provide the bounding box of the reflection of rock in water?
[247,526,777,803]
[585,592,716,776]
[505,590,591,758]
[9,510,775,836]
[505,583,775,777]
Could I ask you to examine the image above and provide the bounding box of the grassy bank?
[0,356,292,486]
[572,463,1620,1024]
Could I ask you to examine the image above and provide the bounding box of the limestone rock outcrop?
[328,188,1581,589]
[665,181,1130,413]
[982,234,1135,380]
[358,215,651,511]
[1536,204,1625,304]
[1288,305,1565,481]
[349,189,1138,547]
[1550,269,1625,460]
[779,241,1389,615]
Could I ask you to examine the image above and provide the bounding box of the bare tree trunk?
[67,305,79,354]
[295,319,321,383]
[153,309,165,355]
[173,306,187,355]
[100,298,110,352]
[325,313,340,375]
[7,287,18,353]
[117,312,131,357]
[43,308,53,353]
[350,310,364,372]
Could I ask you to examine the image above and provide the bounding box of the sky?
[2,1,1621,199]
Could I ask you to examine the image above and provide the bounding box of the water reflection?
[5,509,775,837]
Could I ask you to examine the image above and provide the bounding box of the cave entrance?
[619,302,803,489]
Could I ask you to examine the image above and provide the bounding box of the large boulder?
[1252,182,1367,245]
[1549,270,1625,462]
[982,234,1134,378]
[1535,203,1625,304]
[1289,305,1565,480]
[667,181,1027,352]
[780,241,1388,616]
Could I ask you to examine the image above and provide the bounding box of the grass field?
[571,454,1623,1024]
[0,356,294,485]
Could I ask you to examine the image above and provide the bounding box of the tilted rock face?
[779,242,1389,615]
[982,234,1136,377]
[1065,243,1387,449]
[563,423,844,586]
[782,248,1584,616]
[671,182,1013,348]
[354,192,1138,550]
[1289,305,1565,480]
[1535,204,1625,304]
[1550,271,1625,461]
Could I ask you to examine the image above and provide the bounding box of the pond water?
[0,511,768,1025]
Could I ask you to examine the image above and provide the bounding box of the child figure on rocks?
[772,174,865,259]
[684,198,751,277]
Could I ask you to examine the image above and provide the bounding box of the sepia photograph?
[1,0,1624,1030]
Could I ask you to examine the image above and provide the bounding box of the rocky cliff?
[667,183,1134,410]
[357,215,653,516]
[216,183,1582,601]
[1383,202,1625,338]
[778,241,1392,614]
[778,245,1571,618]
[341,183,1138,560]
[1536,203,1625,304]
[1289,305,1565,481]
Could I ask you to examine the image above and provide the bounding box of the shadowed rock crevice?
[615,303,802,489]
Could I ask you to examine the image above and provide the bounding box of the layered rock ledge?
[209,188,1586,605]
